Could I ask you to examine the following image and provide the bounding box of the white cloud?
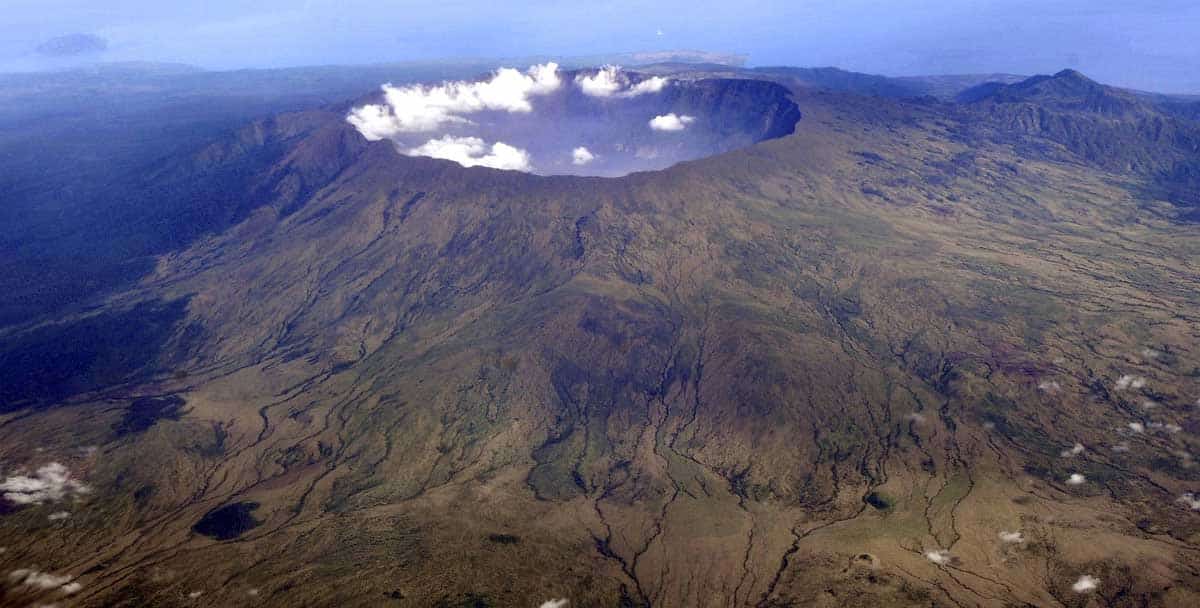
[347,63,562,140]
[628,77,668,96]
[8,569,78,594]
[539,600,569,608]
[924,549,952,565]
[1115,374,1146,390]
[344,63,687,176]
[649,113,695,132]
[571,146,595,166]
[406,136,532,171]
[998,530,1025,543]
[1179,493,1200,510]
[575,66,669,98]
[1038,381,1062,393]
[1072,574,1099,592]
[1065,473,1086,485]
[1128,422,1145,434]
[1060,443,1085,457]
[47,511,70,521]
[1,463,90,505]
[576,66,623,97]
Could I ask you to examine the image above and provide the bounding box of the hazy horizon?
[3,1,1198,94]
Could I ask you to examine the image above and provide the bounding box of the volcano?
[0,64,1199,607]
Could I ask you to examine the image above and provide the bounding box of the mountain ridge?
[953,69,1200,212]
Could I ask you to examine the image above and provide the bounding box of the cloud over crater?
[346,63,799,176]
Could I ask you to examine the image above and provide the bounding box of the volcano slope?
[1,72,1200,608]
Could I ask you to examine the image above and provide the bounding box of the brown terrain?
[1,68,1199,607]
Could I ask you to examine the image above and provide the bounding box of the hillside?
[1,70,1199,608]
[958,70,1200,213]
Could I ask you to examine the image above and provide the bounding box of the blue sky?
[3,1,1198,93]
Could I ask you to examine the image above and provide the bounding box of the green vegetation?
[1,68,1198,607]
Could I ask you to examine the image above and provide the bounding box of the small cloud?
[571,146,595,166]
[188,590,203,599]
[1,463,90,505]
[1060,443,1085,458]
[649,113,696,132]
[347,63,561,139]
[905,412,927,424]
[8,569,79,593]
[1179,493,1200,510]
[1038,381,1062,393]
[1141,348,1161,360]
[1115,375,1146,390]
[628,78,668,96]
[1072,574,1099,592]
[1128,422,1145,434]
[924,549,953,565]
[47,511,70,521]
[35,33,107,57]
[575,66,669,98]
[539,600,569,608]
[576,66,623,97]
[406,136,532,172]
[656,28,665,36]
[1065,473,1086,485]
[998,530,1025,543]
